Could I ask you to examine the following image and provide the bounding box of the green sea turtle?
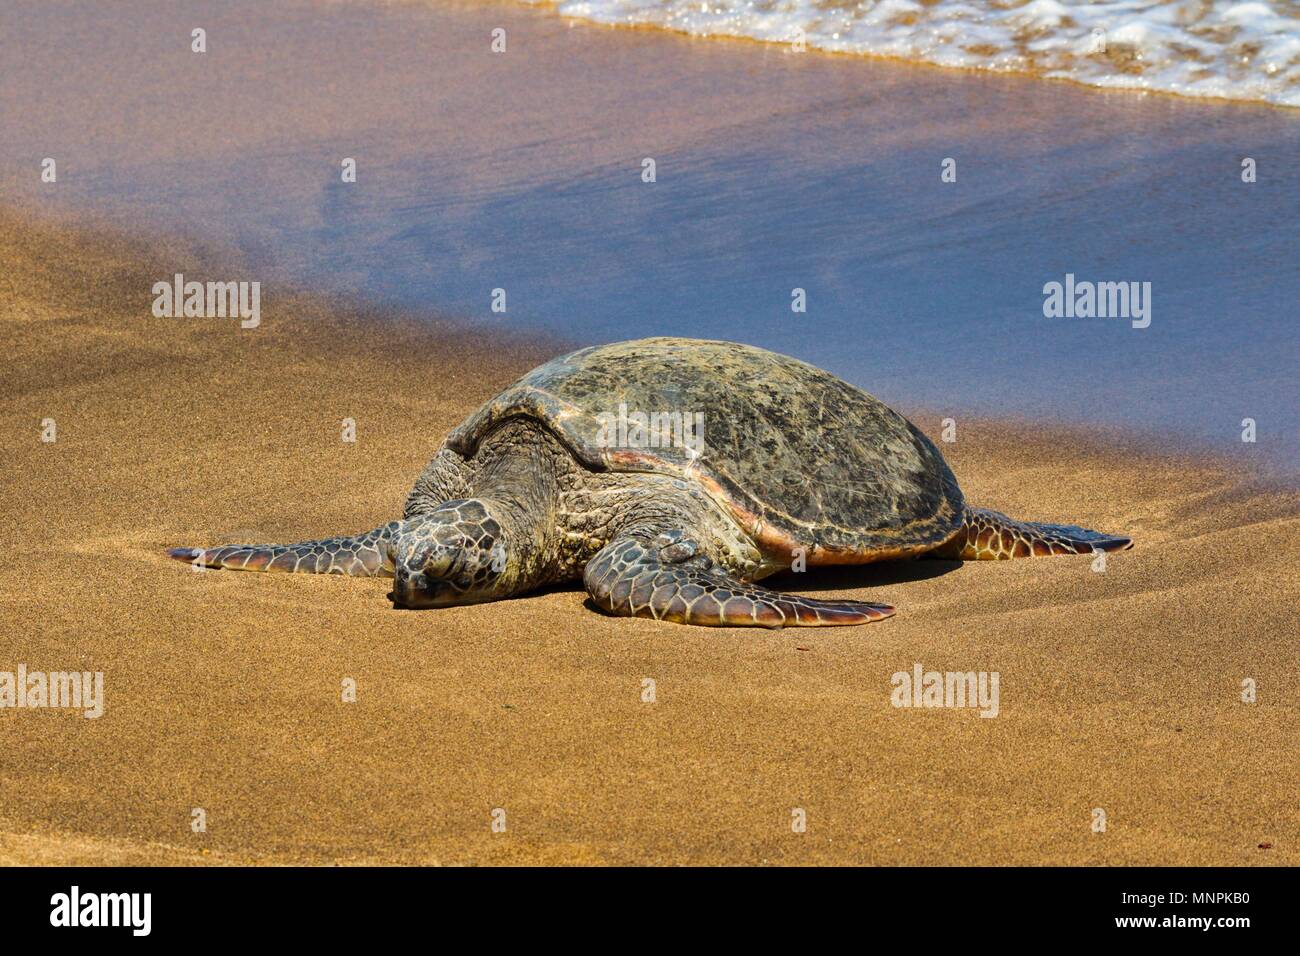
[168,338,1132,628]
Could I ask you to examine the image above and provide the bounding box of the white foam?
[529,0,1300,107]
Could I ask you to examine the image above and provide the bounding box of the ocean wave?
[526,0,1300,107]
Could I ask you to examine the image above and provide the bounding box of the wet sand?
[3,0,1298,467]
[2,210,1295,865]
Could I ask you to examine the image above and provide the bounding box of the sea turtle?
[168,338,1132,628]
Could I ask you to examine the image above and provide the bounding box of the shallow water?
[2,0,1297,468]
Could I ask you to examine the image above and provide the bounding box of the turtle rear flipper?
[584,531,895,628]
[930,507,1133,561]
[166,521,400,576]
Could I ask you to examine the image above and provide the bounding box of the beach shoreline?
[3,208,1295,866]
[5,0,1297,468]
[527,2,1300,113]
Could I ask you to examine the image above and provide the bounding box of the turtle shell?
[445,338,964,562]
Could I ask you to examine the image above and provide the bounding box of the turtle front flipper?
[584,531,894,629]
[929,507,1133,561]
[166,521,400,576]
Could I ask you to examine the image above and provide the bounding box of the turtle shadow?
[765,558,962,594]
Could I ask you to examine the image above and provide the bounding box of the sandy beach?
[2,207,1295,866]
[2,0,1296,870]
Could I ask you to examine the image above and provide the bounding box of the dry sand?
[1,209,1296,866]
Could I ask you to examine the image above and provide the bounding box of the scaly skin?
[928,507,1133,561]
[168,421,1131,626]
[167,522,399,576]
[170,421,896,625]
[167,338,1134,628]
[583,530,894,628]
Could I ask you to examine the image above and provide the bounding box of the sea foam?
[529,0,1300,107]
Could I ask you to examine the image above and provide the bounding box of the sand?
[1,208,1295,866]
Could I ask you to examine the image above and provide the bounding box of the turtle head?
[387,499,515,608]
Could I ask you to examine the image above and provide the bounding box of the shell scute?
[445,338,963,559]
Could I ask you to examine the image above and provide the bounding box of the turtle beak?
[389,546,437,608]
[388,566,429,608]
[388,574,482,609]
[388,551,472,608]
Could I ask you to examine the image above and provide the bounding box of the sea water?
[3,0,1296,469]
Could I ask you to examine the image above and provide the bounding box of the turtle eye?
[422,548,454,579]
